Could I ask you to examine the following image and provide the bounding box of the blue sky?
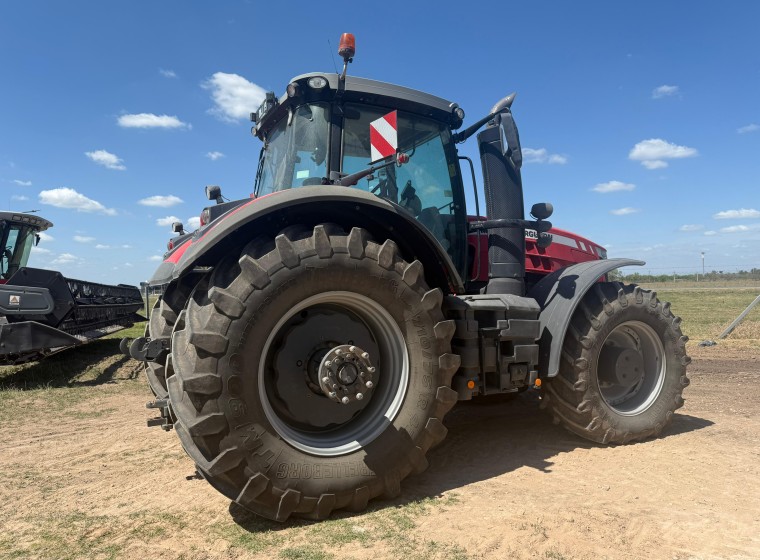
[1,1,759,285]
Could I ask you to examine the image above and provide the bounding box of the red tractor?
[130,35,689,522]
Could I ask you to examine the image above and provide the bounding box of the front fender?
[527,258,644,377]
[150,186,465,293]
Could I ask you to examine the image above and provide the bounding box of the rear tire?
[144,293,177,399]
[168,225,459,521]
[543,282,690,444]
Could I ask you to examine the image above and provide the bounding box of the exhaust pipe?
[477,110,525,296]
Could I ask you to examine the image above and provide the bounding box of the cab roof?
[0,212,53,232]
[254,72,464,139]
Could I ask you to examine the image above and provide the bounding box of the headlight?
[307,76,327,90]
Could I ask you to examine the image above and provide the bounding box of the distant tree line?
[615,268,760,283]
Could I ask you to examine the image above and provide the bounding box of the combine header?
[0,212,143,364]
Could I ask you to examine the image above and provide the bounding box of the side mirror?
[499,112,522,169]
[172,222,185,235]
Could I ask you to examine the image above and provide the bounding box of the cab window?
[341,105,459,254]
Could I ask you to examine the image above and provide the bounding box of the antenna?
[328,39,339,74]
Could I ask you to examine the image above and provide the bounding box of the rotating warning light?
[338,33,356,61]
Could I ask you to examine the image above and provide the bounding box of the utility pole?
[701,252,705,275]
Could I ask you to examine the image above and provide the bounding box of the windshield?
[256,103,330,196]
[342,104,459,253]
[1,223,36,279]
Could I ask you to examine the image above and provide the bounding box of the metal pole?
[144,283,150,320]
[718,294,760,339]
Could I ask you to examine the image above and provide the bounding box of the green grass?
[639,284,760,343]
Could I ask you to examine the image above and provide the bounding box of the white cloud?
[148,255,163,261]
[610,207,639,216]
[138,195,184,207]
[719,224,760,234]
[187,216,201,230]
[85,149,126,170]
[31,246,52,255]
[704,230,717,236]
[592,180,635,193]
[203,72,266,122]
[159,68,177,78]
[95,244,110,249]
[73,235,95,243]
[628,138,698,169]
[12,179,32,186]
[38,231,54,242]
[39,187,117,215]
[156,215,181,227]
[118,113,190,129]
[679,224,704,232]
[51,253,81,265]
[522,148,568,165]
[652,85,679,99]
[737,124,759,134]
[713,208,760,220]
[11,195,29,201]
[121,244,133,249]
[206,151,225,161]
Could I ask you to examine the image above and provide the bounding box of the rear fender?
[150,186,465,294]
[527,258,644,377]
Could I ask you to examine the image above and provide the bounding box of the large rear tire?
[168,225,459,521]
[543,282,690,444]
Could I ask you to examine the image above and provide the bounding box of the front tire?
[543,282,690,444]
[168,225,459,521]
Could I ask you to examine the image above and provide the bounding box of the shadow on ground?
[0,338,141,390]
[228,391,714,530]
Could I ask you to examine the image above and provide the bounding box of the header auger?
[133,33,689,522]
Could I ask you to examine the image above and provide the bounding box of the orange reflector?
[534,378,542,387]
[466,380,475,390]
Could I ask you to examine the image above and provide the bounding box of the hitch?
[122,336,169,363]
[146,399,173,431]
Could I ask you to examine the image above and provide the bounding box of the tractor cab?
[252,72,469,275]
[0,212,51,281]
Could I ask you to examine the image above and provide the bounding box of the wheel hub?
[318,344,376,404]
[599,346,644,388]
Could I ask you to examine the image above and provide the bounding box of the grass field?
[1,282,758,559]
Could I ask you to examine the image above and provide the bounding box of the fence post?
[718,294,760,339]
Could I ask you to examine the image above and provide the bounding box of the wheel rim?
[258,291,409,456]
[597,321,666,415]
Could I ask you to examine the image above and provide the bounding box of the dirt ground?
[1,344,759,560]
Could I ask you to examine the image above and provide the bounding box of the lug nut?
[365,381,374,389]
[349,346,356,353]
[341,396,350,404]
[324,360,332,367]
[361,352,369,359]
[321,376,330,384]
[336,349,343,355]
[356,392,364,400]
[368,366,376,373]
[329,392,337,398]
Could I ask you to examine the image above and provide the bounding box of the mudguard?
[527,258,644,377]
[150,186,465,293]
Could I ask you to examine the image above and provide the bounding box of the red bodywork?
[467,216,607,283]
